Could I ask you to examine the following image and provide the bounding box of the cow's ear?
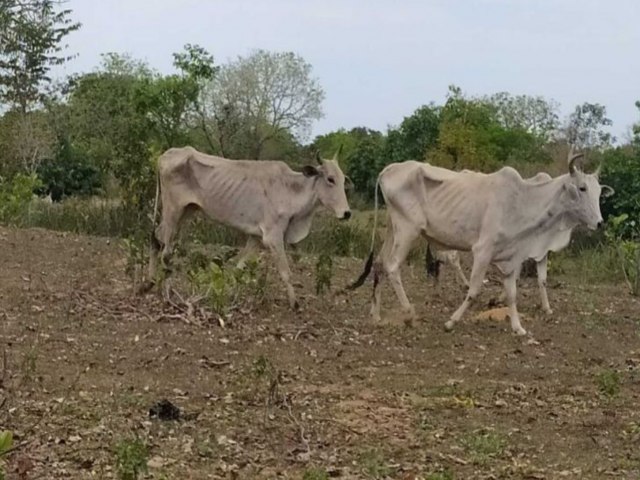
[564,183,579,200]
[345,176,354,189]
[601,185,615,198]
[302,165,320,177]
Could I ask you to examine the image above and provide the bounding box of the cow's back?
[157,147,299,236]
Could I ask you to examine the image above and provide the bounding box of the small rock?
[149,399,181,421]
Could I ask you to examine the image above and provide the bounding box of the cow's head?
[301,146,352,220]
[562,150,614,230]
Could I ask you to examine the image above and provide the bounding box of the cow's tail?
[139,167,162,294]
[150,167,161,251]
[345,176,381,291]
[425,243,441,280]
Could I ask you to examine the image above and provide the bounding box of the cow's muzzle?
[341,211,352,220]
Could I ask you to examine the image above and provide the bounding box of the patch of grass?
[424,471,454,480]
[315,253,333,295]
[358,448,394,479]
[0,430,14,480]
[550,245,623,285]
[252,355,272,378]
[460,429,507,465]
[596,369,621,397]
[303,467,330,480]
[114,436,148,480]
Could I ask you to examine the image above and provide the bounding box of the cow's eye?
[327,176,336,185]
[579,186,587,192]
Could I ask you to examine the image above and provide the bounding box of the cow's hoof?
[292,300,300,311]
[542,308,553,316]
[513,326,527,336]
[444,320,455,331]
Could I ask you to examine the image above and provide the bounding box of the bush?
[0,173,43,225]
[188,257,267,316]
[601,146,640,239]
[605,214,640,295]
[36,138,103,201]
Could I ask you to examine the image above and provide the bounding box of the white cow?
[349,152,613,335]
[425,172,572,314]
[145,146,351,309]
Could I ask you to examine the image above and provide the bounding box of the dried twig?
[284,394,310,454]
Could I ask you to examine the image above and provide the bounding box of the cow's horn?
[315,150,322,165]
[333,144,344,161]
[568,151,584,174]
[594,162,602,177]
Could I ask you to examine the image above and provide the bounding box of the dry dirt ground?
[1,225,639,480]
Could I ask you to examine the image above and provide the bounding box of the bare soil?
[1,226,639,479]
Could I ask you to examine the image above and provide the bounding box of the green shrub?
[188,257,267,316]
[115,436,148,480]
[596,369,621,397]
[460,429,506,465]
[605,214,640,295]
[0,173,43,225]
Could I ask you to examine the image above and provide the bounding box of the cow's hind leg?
[445,249,491,330]
[383,222,420,322]
[536,255,552,315]
[236,236,261,269]
[370,260,384,322]
[450,253,469,288]
[503,270,527,335]
[263,230,297,310]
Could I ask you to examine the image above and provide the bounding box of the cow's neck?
[283,174,320,245]
[510,174,578,258]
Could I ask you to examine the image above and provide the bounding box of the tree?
[385,103,441,162]
[0,0,80,175]
[428,86,551,171]
[564,102,613,149]
[201,50,324,159]
[66,54,153,207]
[427,85,502,170]
[485,92,559,143]
[345,129,385,197]
[0,0,80,113]
[135,44,217,149]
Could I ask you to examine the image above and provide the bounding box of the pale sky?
[62,0,640,142]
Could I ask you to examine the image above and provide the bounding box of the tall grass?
[1,197,632,289]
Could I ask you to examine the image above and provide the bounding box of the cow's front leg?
[504,270,526,335]
[536,255,553,315]
[445,251,490,330]
[263,232,298,310]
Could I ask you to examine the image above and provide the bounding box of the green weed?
[358,448,394,479]
[596,369,621,397]
[0,430,14,480]
[303,467,330,480]
[460,429,506,465]
[424,471,454,480]
[315,253,333,295]
[115,436,148,480]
